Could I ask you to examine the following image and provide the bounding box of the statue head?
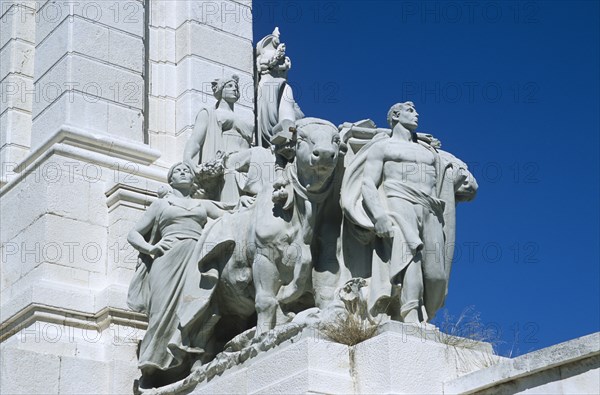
[256,27,291,75]
[211,75,240,104]
[256,27,282,54]
[167,162,197,193]
[387,101,419,132]
[295,117,342,174]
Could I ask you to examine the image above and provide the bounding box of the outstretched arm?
[362,144,394,238]
[183,109,209,167]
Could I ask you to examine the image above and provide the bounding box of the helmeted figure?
[255,27,304,148]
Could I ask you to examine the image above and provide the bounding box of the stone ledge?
[0,301,147,343]
[443,332,600,394]
[105,183,159,212]
[0,126,164,193]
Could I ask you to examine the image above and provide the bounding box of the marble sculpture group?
[126,28,478,389]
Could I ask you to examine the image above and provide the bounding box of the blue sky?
[254,0,600,356]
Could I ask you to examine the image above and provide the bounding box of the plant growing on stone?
[433,306,501,371]
[319,278,379,346]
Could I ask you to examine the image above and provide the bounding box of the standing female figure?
[183,75,254,202]
[127,162,234,389]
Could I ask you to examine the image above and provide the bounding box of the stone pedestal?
[168,326,598,395]
[134,325,599,395]
[150,322,500,395]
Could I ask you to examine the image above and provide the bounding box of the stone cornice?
[105,184,158,211]
[0,304,147,343]
[0,132,167,196]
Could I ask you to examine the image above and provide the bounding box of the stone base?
[154,325,599,395]
[150,321,500,395]
[0,320,142,394]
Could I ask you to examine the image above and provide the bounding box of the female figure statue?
[126,162,235,389]
[183,75,254,202]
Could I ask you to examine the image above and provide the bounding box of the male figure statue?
[342,102,447,323]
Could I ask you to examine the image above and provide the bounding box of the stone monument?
[1,2,598,395]
[122,22,480,389]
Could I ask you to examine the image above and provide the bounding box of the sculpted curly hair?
[386,101,415,128]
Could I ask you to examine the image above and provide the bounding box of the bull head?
[294,118,343,193]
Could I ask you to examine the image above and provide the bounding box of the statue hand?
[237,195,256,209]
[148,240,168,257]
[374,217,394,238]
[272,177,290,204]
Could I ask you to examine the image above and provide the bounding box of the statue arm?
[361,145,394,238]
[203,200,234,220]
[347,126,390,141]
[278,84,298,122]
[225,150,253,172]
[127,201,162,256]
[183,109,209,167]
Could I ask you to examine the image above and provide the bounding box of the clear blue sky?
[254,0,600,356]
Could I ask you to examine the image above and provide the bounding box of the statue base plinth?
[153,321,499,395]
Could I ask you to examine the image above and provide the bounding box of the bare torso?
[382,139,436,195]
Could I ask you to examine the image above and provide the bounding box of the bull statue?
[189,117,344,354]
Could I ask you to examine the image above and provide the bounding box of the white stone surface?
[175,324,491,395]
[0,3,36,48]
[444,332,600,394]
[148,131,189,170]
[166,328,600,395]
[1,318,142,395]
[33,54,144,114]
[0,129,160,393]
[35,0,144,44]
[172,0,253,40]
[1,1,254,393]
[0,39,35,78]
[0,109,31,180]
[0,73,33,114]
[175,21,253,72]
[147,0,254,166]
[0,2,36,182]
[31,3,146,149]
[187,332,354,395]
[0,346,61,394]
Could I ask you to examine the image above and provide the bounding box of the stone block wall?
[1,1,36,182]
[0,1,255,393]
[147,0,254,168]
